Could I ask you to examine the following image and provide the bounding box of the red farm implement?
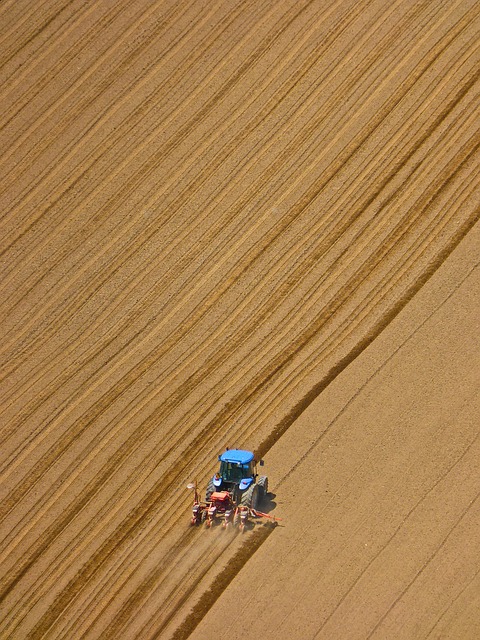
[188,484,279,532]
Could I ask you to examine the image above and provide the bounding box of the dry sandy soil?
[0,1,478,639]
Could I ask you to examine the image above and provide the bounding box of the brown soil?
[0,1,478,639]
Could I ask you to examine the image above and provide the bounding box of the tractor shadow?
[248,492,280,532]
[260,492,277,514]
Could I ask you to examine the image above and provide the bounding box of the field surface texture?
[0,1,479,639]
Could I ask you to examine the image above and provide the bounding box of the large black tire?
[257,476,268,504]
[205,479,215,502]
[240,484,259,510]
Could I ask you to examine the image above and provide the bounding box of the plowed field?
[0,1,478,639]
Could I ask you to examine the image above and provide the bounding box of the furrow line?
[0,0,271,249]
[0,0,284,344]
[77,224,480,636]
[0,0,204,188]
[24,198,474,636]
[0,0,392,405]
[0,0,105,102]
[425,568,480,638]
[4,136,476,620]
[0,0,70,67]
[0,2,476,604]
[365,491,480,640]
[278,409,480,639]
[3,15,476,424]
[0,0,414,289]
[246,166,479,445]
[0,32,476,516]
[0,18,476,500]
[0,0,458,376]
[167,147,480,456]
[259,218,480,460]
[236,108,480,426]
[2,1,479,638]
[0,0,41,39]
[0,0,220,237]
[0,0,376,360]
[3,196,472,636]
[169,130,478,476]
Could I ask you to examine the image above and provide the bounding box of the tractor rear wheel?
[205,479,215,502]
[257,476,268,504]
[240,484,259,510]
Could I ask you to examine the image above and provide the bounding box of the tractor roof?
[219,449,254,464]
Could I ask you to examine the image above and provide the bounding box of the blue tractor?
[205,449,268,510]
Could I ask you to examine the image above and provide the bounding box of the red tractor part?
[188,481,281,531]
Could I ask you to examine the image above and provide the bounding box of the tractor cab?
[213,449,256,495]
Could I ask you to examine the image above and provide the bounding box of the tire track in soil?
[364,492,480,640]
[0,0,390,440]
[0,0,382,340]
[1,79,474,544]
[116,65,478,640]
[0,0,144,124]
[0,0,454,404]
[0,0,404,312]
[102,216,479,640]
[162,526,274,640]
[1,50,476,568]
[1,0,468,364]
[0,0,278,255]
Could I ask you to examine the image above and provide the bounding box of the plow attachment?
[188,482,280,532]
